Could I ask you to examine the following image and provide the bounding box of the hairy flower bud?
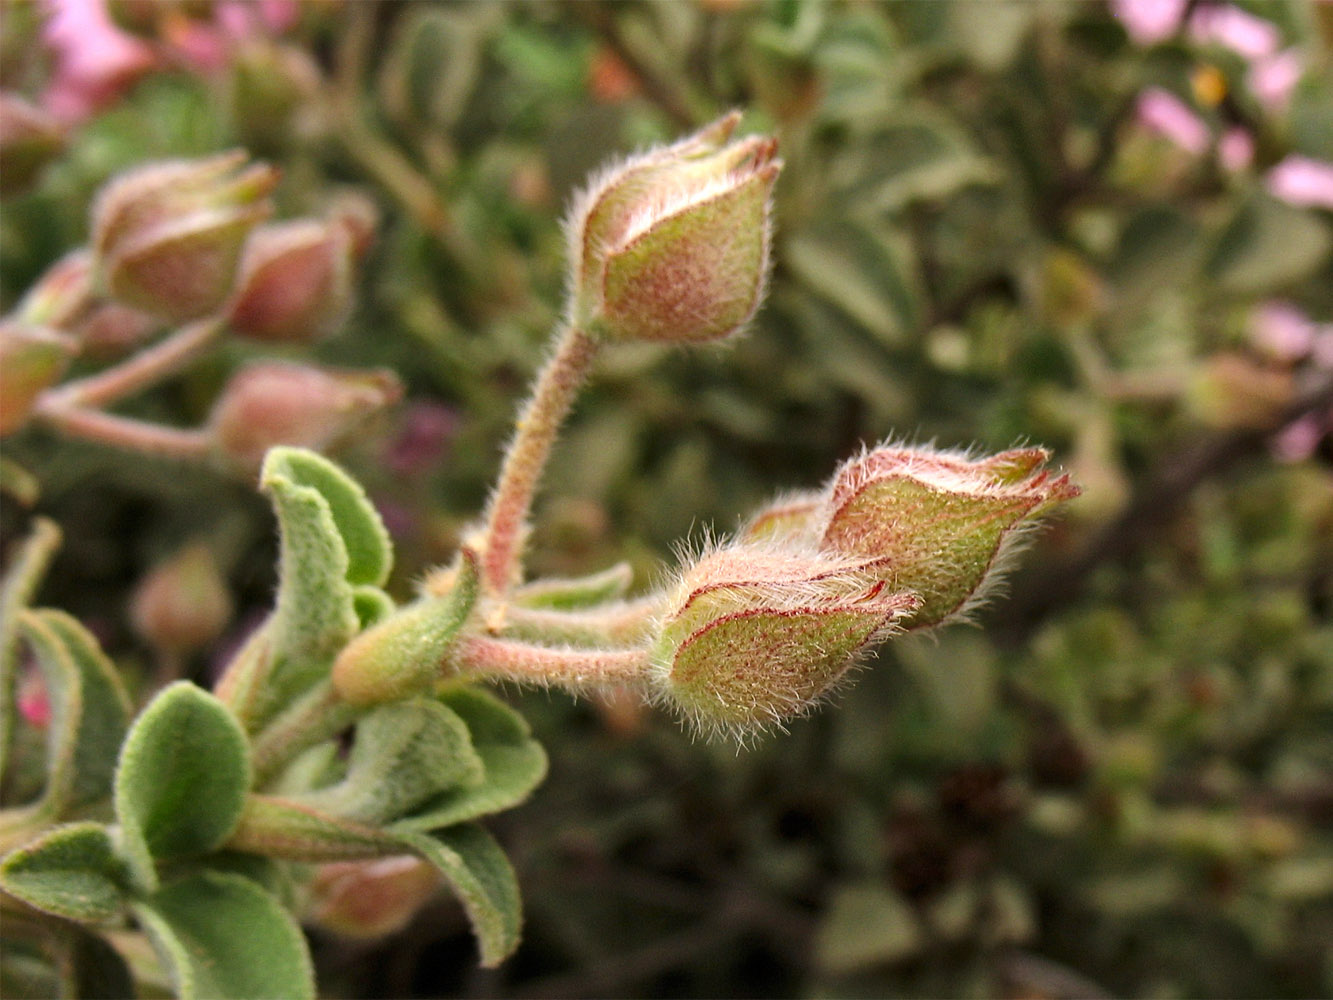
[130,542,232,657]
[91,150,278,321]
[0,92,66,197]
[14,250,95,329]
[818,446,1080,628]
[0,321,78,435]
[567,111,780,344]
[650,544,919,734]
[208,362,402,473]
[226,215,360,342]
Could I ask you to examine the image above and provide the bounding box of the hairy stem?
[479,325,599,593]
[41,315,225,410]
[32,407,213,461]
[455,634,651,691]
[500,595,664,647]
[250,681,361,787]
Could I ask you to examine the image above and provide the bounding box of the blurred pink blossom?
[1137,87,1209,155]
[164,0,302,74]
[41,0,154,122]
[1251,301,1315,362]
[384,401,460,477]
[1313,329,1333,372]
[1188,4,1280,59]
[18,668,51,728]
[1271,413,1324,463]
[1248,48,1303,112]
[1112,0,1187,45]
[1266,156,1333,211]
[1218,127,1254,172]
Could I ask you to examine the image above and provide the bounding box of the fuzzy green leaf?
[392,688,547,832]
[511,562,634,609]
[263,447,392,587]
[133,872,314,1000]
[299,698,484,825]
[0,822,126,923]
[397,824,522,967]
[18,610,131,817]
[227,795,398,862]
[114,683,250,886]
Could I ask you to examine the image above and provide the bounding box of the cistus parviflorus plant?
[0,113,1076,998]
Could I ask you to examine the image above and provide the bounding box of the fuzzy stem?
[250,681,361,787]
[479,325,599,593]
[41,315,225,410]
[455,634,651,691]
[33,406,213,461]
[500,595,664,647]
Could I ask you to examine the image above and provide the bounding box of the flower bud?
[71,302,160,359]
[650,544,919,734]
[0,92,66,197]
[130,542,232,657]
[91,150,279,321]
[0,321,78,435]
[819,446,1080,628]
[567,111,781,344]
[208,362,402,473]
[13,250,95,329]
[306,857,440,939]
[226,215,359,342]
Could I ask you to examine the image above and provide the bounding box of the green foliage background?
[3,1,1332,996]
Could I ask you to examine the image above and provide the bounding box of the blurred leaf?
[1205,196,1332,295]
[133,872,314,1000]
[815,883,922,973]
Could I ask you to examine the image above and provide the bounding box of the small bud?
[306,857,440,939]
[208,362,402,473]
[226,42,325,150]
[819,446,1080,628]
[0,92,66,197]
[0,321,78,435]
[130,542,232,657]
[226,215,359,342]
[567,111,781,344]
[649,544,919,735]
[71,302,160,359]
[14,250,95,329]
[91,150,279,321]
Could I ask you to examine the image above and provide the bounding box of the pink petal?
[1266,156,1333,211]
[1251,301,1315,361]
[1137,87,1209,155]
[1248,49,1304,112]
[1112,0,1187,45]
[1218,127,1254,173]
[1189,4,1280,60]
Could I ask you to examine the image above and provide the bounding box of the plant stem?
[42,315,225,410]
[250,681,361,787]
[455,634,651,691]
[500,595,664,647]
[32,407,213,461]
[479,325,599,592]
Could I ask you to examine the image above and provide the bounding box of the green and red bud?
[567,111,781,344]
[13,250,95,329]
[818,445,1080,628]
[130,541,232,657]
[91,151,279,321]
[0,92,65,197]
[208,361,402,473]
[0,321,78,435]
[226,214,361,343]
[650,544,920,734]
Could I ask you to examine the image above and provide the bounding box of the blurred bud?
[131,542,232,657]
[209,361,402,472]
[92,150,279,321]
[567,111,781,344]
[306,857,440,939]
[1186,352,1294,430]
[0,92,65,197]
[227,41,324,150]
[71,302,159,359]
[14,249,95,328]
[649,544,919,734]
[0,321,78,435]
[226,215,361,342]
[107,0,217,37]
[819,446,1080,628]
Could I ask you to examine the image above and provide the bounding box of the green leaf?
[392,688,547,832]
[227,795,398,862]
[397,824,522,967]
[814,884,922,973]
[262,447,392,588]
[133,872,314,1000]
[1,518,61,782]
[0,822,126,923]
[353,585,395,628]
[299,699,484,826]
[114,683,250,887]
[18,610,132,817]
[512,563,634,610]
[1206,196,1332,295]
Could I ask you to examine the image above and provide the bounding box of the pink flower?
[41,0,154,122]
[1188,4,1280,59]
[1271,414,1324,463]
[1251,301,1315,362]
[1137,87,1209,155]
[1266,156,1333,211]
[1248,49,1304,112]
[1218,127,1254,172]
[1112,0,1187,45]
[384,401,460,477]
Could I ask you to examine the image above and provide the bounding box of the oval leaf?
[0,822,126,923]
